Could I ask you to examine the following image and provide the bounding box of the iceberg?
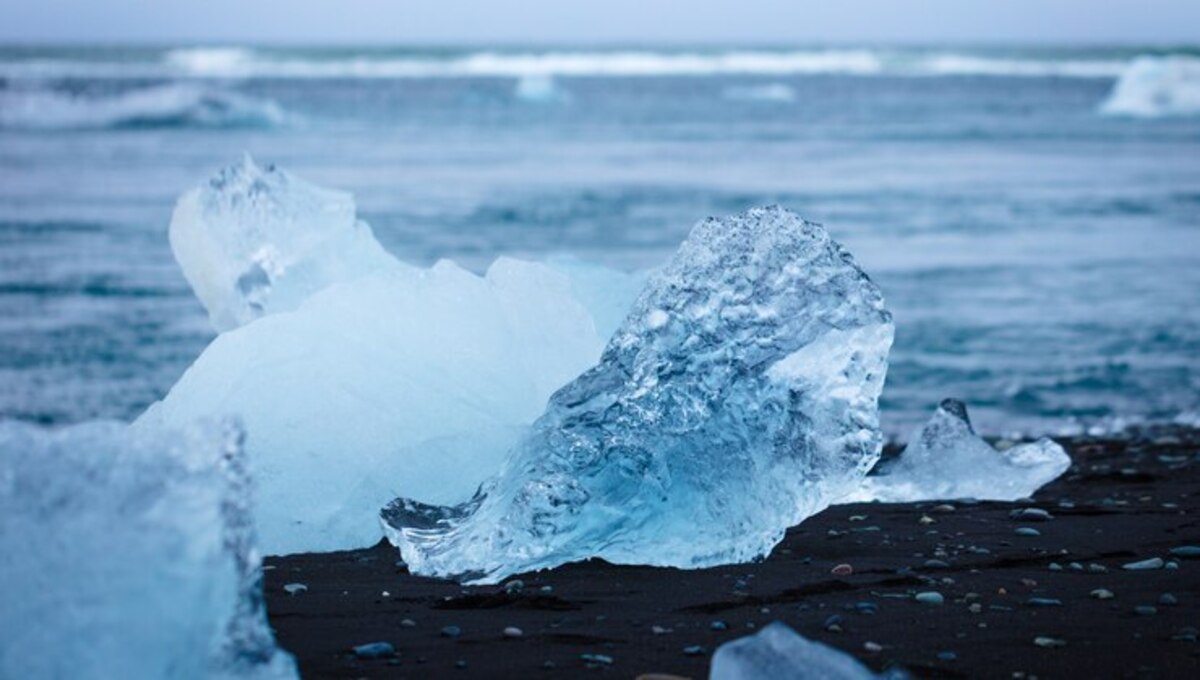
[142,158,621,554]
[1100,55,1200,118]
[0,420,296,680]
[848,399,1071,503]
[383,206,893,583]
[711,622,901,680]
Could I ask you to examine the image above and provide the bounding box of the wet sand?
[266,426,1200,679]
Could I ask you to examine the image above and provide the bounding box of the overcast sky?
[3,1,1199,45]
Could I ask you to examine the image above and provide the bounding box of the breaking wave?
[0,82,290,130]
[0,47,1143,80]
[1099,55,1200,117]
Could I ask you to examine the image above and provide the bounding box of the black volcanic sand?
[266,427,1200,679]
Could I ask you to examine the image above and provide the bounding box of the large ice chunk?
[169,156,394,331]
[1099,55,1200,118]
[383,206,893,583]
[0,420,296,680]
[143,160,615,555]
[848,399,1071,503]
[711,622,897,680]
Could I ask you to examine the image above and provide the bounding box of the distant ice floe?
[0,82,289,130]
[847,399,1070,504]
[712,622,908,679]
[1100,56,1200,117]
[383,206,893,584]
[513,74,570,103]
[722,83,798,103]
[0,420,296,680]
[139,157,637,555]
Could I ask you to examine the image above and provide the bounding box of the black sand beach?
[266,427,1200,679]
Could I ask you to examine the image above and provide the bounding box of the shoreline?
[266,426,1200,678]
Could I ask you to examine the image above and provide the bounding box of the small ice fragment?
[383,206,893,584]
[1122,557,1164,571]
[847,399,1070,503]
[1099,56,1200,118]
[283,583,308,595]
[710,621,891,679]
[352,642,394,659]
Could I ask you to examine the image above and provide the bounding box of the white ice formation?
[0,420,296,680]
[383,206,893,584]
[710,621,903,680]
[1100,56,1200,117]
[142,157,626,554]
[848,399,1071,503]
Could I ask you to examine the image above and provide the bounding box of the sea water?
[1,45,1198,437]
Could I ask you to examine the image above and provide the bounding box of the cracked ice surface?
[0,420,296,680]
[848,399,1071,503]
[383,206,894,583]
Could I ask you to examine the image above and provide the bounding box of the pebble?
[1165,561,1179,570]
[1014,527,1041,537]
[1026,598,1063,607]
[400,618,417,628]
[282,583,307,595]
[1087,563,1108,574]
[540,585,554,594]
[352,642,395,659]
[1159,593,1178,606]
[919,515,936,525]
[1033,636,1067,648]
[915,591,945,606]
[968,603,983,613]
[580,653,613,666]
[682,645,706,656]
[1090,589,1115,600]
[455,660,468,669]
[937,651,958,662]
[441,625,462,638]
[1122,557,1164,571]
[924,559,950,569]
[710,620,728,631]
[854,602,878,614]
[503,579,525,593]
[1172,627,1199,642]
[1134,605,1158,616]
[864,641,883,653]
[1048,562,1063,572]
[1068,562,1083,572]
[503,626,523,639]
[651,625,671,635]
[1010,508,1053,522]
[1169,545,1200,558]
[831,563,854,576]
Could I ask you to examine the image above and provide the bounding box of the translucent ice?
[1100,56,1200,118]
[711,622,896,680]
[383,206,893,583]
[143,160,616,555]
[169,156,394,332]
[848,399,1071,503]
[0,420,296,680]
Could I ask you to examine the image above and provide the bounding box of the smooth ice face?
[710,622,889,680]
[848,399,1071,503]
[144,160,620,555]
[1099,56,1200,118]
[383,206,893,583]
[169,155,394,331]
[0,420,296,680]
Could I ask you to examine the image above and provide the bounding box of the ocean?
[1,45,1198,437]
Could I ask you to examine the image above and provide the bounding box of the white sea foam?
[1100,55,1200,117]
[0,48,1151,81]
[0,83,289,130]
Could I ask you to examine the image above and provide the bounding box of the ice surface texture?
[1100,56,1200,117]
[0,420,295,680]
[711,622,900,680]
[849,399,1070,503]
[169,156,393,332]
[383,206,894,583]
[144,159,628,554]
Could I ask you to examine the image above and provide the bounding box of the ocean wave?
[0,47,1145,80]
[0,83,290,130]
[1099,55,1200,117]
[722,83,798,102]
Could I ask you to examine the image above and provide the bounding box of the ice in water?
[0,420,296,680]
[143,160,621,554]
[848,399,1070,503]
[1100,56,1200,118]
[383,206,893,583]
[711,622,899,680]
